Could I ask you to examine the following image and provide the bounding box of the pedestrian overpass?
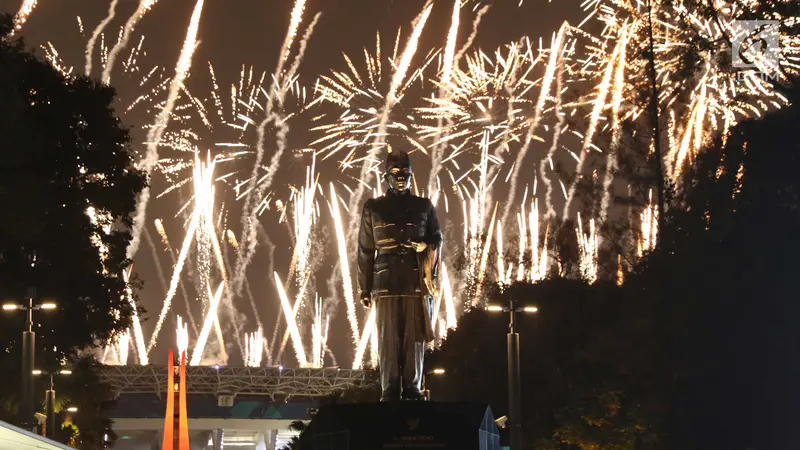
[97,365,371,450]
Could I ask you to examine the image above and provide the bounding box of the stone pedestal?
[298,402,500,450]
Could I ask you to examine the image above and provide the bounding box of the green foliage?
[61,357,117,449]
[0,12,145,446]
[0,13,146,355]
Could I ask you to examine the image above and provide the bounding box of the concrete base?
[298,402,500,450]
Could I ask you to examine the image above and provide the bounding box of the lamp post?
[33,369,72,438]
[421,368,445,401]
[487,299,537,450]
[3,288,57,431]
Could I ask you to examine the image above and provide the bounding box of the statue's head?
[384,150,412,193]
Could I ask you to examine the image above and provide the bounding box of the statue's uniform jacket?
[358,189,443,299]
[357,188,443,398]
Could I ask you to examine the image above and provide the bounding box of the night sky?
[1,0,585,367]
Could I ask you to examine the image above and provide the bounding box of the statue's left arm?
[425,199,443,282]
[425,199,443,250]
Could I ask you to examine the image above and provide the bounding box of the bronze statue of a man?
[358,150,443,402]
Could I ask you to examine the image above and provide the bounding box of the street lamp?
[421,368,445,401]
[486,297,538,450]
[33,368,72,438]
[2,288,57,432]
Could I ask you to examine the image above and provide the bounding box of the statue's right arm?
[357,199,375,303]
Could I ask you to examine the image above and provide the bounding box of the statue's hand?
[360,294,372,308]
[409,240,428,253]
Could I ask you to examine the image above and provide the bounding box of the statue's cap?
[385,150,411,171]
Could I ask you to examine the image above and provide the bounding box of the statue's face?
[387,165,412,192]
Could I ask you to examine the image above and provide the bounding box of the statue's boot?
[401,389,425,401]
[380,389,400,402]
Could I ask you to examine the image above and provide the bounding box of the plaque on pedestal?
[298,402,500,450]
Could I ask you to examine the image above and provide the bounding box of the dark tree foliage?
[0,14,146,354]
[627,98,800,450]
[0,13,145,445]
[427,279,662,449]
[42,357,117,449]
[280,420,309,450]
[429,96,800,450]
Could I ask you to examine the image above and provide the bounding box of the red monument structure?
[162,349,190,450]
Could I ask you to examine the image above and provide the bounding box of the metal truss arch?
[97,365,371,399]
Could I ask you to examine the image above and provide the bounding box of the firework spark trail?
[143,226,171,301]
[241,278,273,365]
[353,307,376,369]
[122,269,148,365]
[369,318,378,368]
[529,199,548,281]
[10,0,38,36]
[440,263,457,330]
[540,60,565,219]
[344,3,434,251]
[117,332,130,365]
[516,193,528,281]
[283,116,320,288]
[149,208,200,352]
[461,131,495,303]
[453,5,490,68]
[212,315,228,364]
[329,184,360,346]
[201,159,232,363]
[228,223,267,319]
[127,0,204,261]
[441,0,461,101]
[220,232,262,362]
[600,24,630,222]
[638,189,658,255]
[502,22,568,226]
[311,294,327,367]
[283,13,321,93]
[153,219,198,334]
[496,220,506,285]
[85,0,119,75]
[233,0,307,297]
[148,152,226,354]
[473,202,498,305]
[270,181,316,325]
[276,271,311,364]
[101,342,110,365]
[102,0,159,82]
[190,282,225,365]
[176,315,189,357]
[671,82,708,183]
[250,14,321,205]
[273,272,308,367]
[576,212,598,282]
[244,327,264,367]
[274,164,322,363]
[427,0,462,197]
[564,25,622,220]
